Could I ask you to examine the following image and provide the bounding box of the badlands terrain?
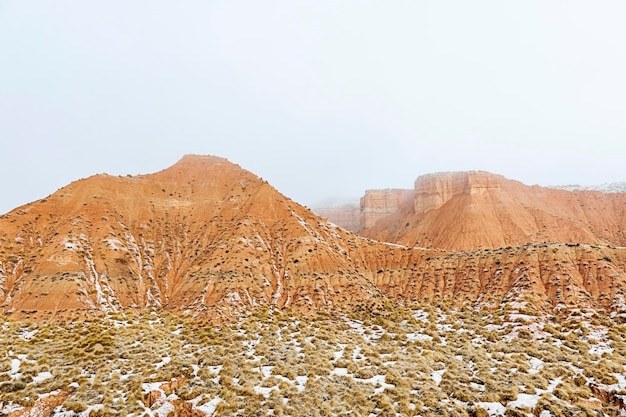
[1,155,625,416]
[316,171,626,251]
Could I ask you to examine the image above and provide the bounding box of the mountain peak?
[147,154,251,186]
[161,154,232,173]
[177,154,228,165]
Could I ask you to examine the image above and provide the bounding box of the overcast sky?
[1,1,625,214]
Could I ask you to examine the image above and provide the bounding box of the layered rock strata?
[361,171,626,251]
[360,189,413,230]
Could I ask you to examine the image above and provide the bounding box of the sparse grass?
[1,305,625,416]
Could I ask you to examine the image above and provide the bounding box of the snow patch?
[528,357,544,374]
[331,367,349,376]
[32,372,53,384]
[10,358,21,377]
[475,402,506,416]
[508,393,540,410]
[406,333,433,342]
[193,396,221,415]
[155,356,171,369]
[254,385,278,397]
[431,369,445,386]
[19,329,38,341]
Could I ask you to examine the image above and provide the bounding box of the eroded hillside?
[1,156,625,320]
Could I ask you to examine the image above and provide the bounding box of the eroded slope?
[1,157,626,319]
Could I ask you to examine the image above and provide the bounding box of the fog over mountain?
[2,1,625,215]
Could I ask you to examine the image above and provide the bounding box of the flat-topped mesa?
[413,171,504,214]
[360,170,626,251]
[360,189,413,230]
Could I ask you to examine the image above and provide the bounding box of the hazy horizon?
[2,1,625,215]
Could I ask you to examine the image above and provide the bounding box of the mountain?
[0,155,394,319]
[1,157,625,319]
[359,171,626,251]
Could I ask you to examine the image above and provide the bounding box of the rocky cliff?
[359,189,414,230]
[413,171,504,214]
[312,189,413,233]
[361,171,626,251]
[1,158,625,319]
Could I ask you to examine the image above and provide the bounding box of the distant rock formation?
[360,189,414,230]
[361,171,626,251]
[313,190,413,233]
[413,171,503,214]
[312,198,361,232]
[316,172,626,252]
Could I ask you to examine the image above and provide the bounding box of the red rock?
[360,189,413,230]
[361,171,626,251]
[0,155,386,318]
[8,390,71,417]
[1,157,625,319]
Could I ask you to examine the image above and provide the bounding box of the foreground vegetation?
[1,303,626,416]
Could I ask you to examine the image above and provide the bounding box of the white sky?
[1,1,625,214]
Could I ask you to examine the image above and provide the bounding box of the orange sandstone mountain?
[360,171,626,251]
[0,156,394,318]
[1,157,625,319]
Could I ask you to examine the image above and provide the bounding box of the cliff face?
[413,171,503,214]
[360,189,413,230]
[1,159,625,320]
[361,171,626,251]
[313,189,413,232]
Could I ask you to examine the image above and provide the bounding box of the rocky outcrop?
[8,389,72,417]
[360,189,413,230]
[413,171,503,214]
[361,171,626,251]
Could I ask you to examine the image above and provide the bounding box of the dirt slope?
[1,157,625,319]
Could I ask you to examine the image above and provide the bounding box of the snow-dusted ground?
[550,182,626,193]
[1,307,625,416]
